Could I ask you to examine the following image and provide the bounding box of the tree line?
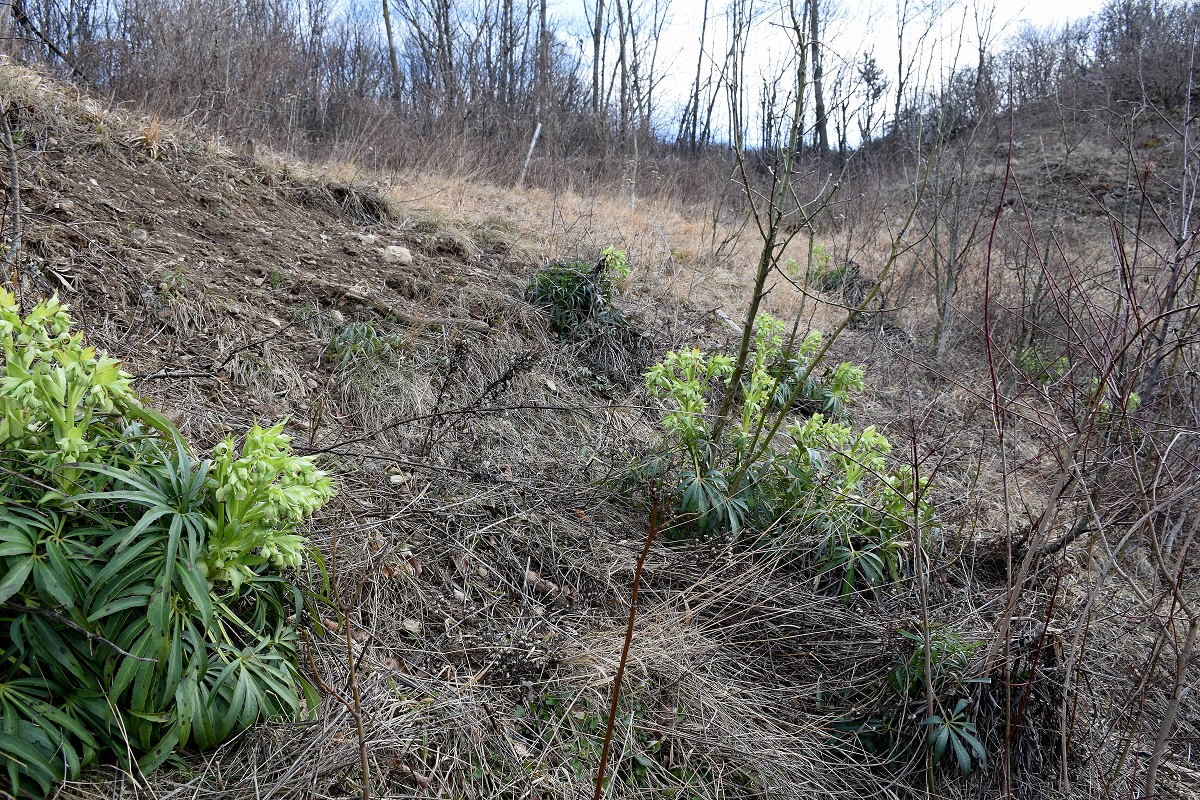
[1,0,1197,192]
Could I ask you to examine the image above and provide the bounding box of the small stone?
[253,276,265,287]
[401,619,422,635]
[381,245,412,265]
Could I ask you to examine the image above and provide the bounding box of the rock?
[381,245,412,265]
[715,308,742,332]
[130,228,149,243]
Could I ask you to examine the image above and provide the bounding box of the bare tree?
[809,0,828,153]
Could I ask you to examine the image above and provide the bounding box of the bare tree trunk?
[536,0,548,115]
[381,0,402,102]
[1145,615,1198,798]
[809,0,828,154]
[591,0,605,116]
[0,1,12,53]
[616,0,628,143]
[681,0,709,149]
[893,0,909,136]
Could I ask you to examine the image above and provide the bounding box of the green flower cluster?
[639,314,933,598]
[206,422,335,586]
[0,291,149,498]
[0,289,334,796]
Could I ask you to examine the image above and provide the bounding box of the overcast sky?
[556,0,1108,123]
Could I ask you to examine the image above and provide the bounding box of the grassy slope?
[2,63,1193,799]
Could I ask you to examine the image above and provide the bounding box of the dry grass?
[2,59,1196,800]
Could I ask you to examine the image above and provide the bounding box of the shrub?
[525,248,630,340]
[526,248,643,382]
[843,628,986,775]
[639,315,932,597]
[0,290,334,795]
[328,320,409,366]
[1015,345,1068,386]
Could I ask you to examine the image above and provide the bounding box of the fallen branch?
[0,96,22,278]
[336,283,491,334]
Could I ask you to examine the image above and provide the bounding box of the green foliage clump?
[327,320,409,366]
[845,628,986,776]
[788,244,876,309]
[0,290,334,795]
[525,247,631,340]
[640,315,932,598]
[1015,345,1068,385]
[784,241,832,281]
[762,328,864,418]
[1015,345,1143,413]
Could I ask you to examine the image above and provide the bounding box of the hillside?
[0,60,1197,800]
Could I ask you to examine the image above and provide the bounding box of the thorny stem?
[983,77,1017,798]
[593,498,660,800]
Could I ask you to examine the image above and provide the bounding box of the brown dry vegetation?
[0,32,1198,800]
[0,62,903,800]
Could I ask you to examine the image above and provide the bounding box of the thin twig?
[593,498,659,800]
[135,320,304,380]
[0,96,22,278]
[2,602,156,662]
[329,509,371,800]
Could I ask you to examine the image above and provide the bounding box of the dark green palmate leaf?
[1,290,334,796]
